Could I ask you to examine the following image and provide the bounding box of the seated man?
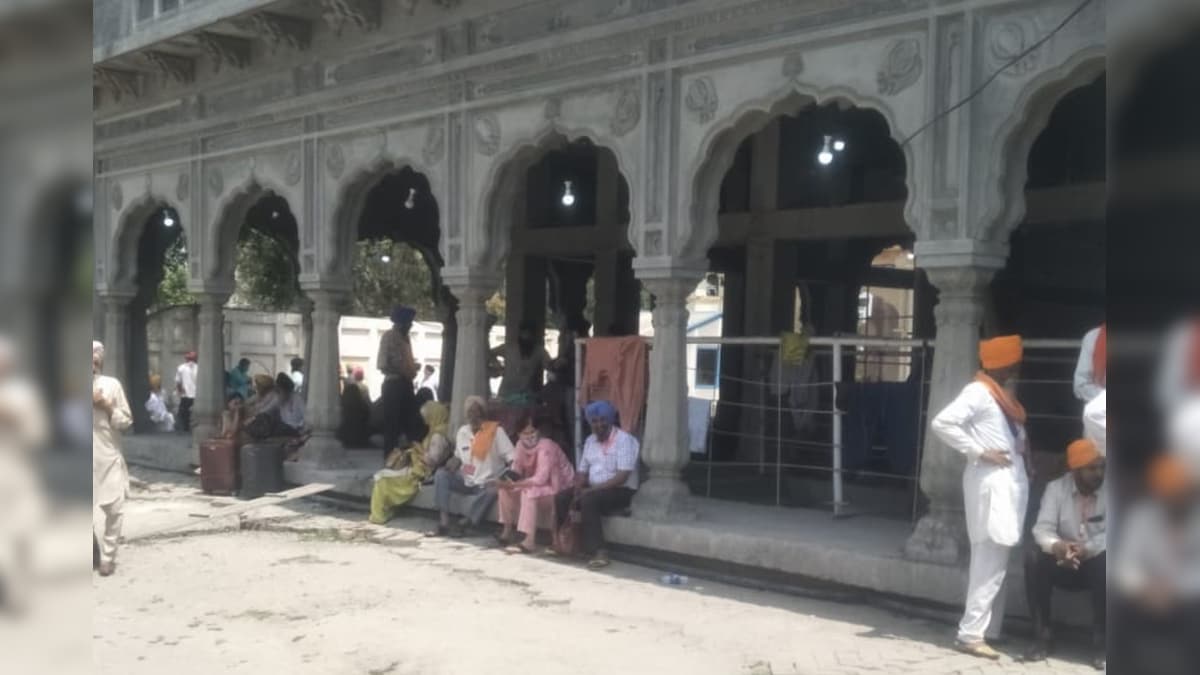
[1023,439,1107,670]
[555,400,640,569]
[426,395,514,537]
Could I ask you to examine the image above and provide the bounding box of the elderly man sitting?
[1022,439,1107,670]
[425,395,515,538]
[555,400,641,569]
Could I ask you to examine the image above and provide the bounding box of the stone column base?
[633,477,698,522]
[298,434,352,470]
[903,508,968,566]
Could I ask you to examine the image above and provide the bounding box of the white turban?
[92,340,105,361]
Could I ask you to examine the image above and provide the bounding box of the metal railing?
[573,335,1083,521]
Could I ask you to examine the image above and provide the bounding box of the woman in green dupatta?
[368,401,452,524]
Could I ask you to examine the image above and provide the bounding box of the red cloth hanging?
[578,337,648,436]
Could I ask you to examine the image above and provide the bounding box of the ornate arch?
[326,154,446,281]
[470,120,640,272]
[110,190,185,292]
[206,173,297,288]
[979,47,1105,243]
[681,82,917,261]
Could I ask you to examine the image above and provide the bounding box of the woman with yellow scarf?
[368,401,452,524]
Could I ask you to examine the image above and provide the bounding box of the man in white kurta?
[93,341,133,577]
[1073,324,1105,403]
[930,335,1031,659]
[1083,390,1106,458]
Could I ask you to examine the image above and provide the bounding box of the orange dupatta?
[1092,324,1106,387]
[470,421,500,461]
[974,371,1027,426]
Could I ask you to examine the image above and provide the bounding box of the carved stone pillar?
[634,274,701,521]
[99,292,135,384]
[299,290,349,467]
[446,275,499,431]
[436,286,458,403]
[191,292,229,449]
[904,265,996,564]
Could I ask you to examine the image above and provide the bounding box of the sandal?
[586,554,611,569]
[505,544,536,555]
[424,525,449,538]
[955,640,1001,660]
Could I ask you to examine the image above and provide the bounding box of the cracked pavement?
[92,470,1096,675]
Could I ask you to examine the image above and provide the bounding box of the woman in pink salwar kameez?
[497,415,575,553]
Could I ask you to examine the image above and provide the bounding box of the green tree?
[153,236,194,310]
[228,228,300,311]
[352,239,438,319]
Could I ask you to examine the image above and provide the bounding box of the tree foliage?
[352,239,438,319]
[227,227,300,311]
[153,236,194,311]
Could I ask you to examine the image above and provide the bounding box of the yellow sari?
[369,402,449,524]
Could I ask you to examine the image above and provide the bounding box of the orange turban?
[979,335,1023,370]
[1066,439,1101,470]
[1148,454,1194,499]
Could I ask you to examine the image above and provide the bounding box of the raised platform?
[125,438,1087,628]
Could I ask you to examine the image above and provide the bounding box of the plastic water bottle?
[660,573,688,586]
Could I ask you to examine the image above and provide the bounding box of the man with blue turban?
[554,399,641,569]
[377,305,421,459]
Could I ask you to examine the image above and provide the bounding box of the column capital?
[632,257,707,284]
[97,289,136,308]
[641,275,697,301]
[913,238,1008,271]
[922,265,997,296]
[305,289,350,311]
[444,269,501,305]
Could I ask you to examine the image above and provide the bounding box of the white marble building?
[93,0,1112,567]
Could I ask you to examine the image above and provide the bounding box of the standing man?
[174,350,197,432]
[377,305,420,457]
[93,341,133,577]
[290,357,305,396]
[1073,323,1105,403]
[416,364,439,401]
[1023,439,1107,669]
[930,335,1031,659]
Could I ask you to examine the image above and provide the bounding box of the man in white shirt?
[426,395,514,537]
[1022,439,1106,669]
[93,341,133,577]
[554,400,640,570]
[1083,390,1106,457]
[290,357,305,395]
[174,351,198,432]
[930,335,1031,660]
[1073,324,1105,403]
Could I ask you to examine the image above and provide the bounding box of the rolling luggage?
[239,442,284,500]
[199,438,239,496]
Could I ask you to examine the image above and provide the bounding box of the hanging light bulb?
[560,180,576,207]
[380,254,391,263]
[404,187,417,210]
[817,135,834,166]
[162,212,175,227]
[833,138,846,152]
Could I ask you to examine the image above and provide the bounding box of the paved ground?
[92,471,1096,675]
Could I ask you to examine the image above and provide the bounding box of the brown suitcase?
[200,438,239,495]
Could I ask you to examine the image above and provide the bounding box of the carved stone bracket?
[93,66,142,102]
[195,32,251,74]
[473,113,500,156]
[247,12,312,54]
[684,76,718,124]
[141,51,195,86]
[610,85,641,137]
[876,38,922,96]
[422,125,446,166]
[320,0,382,36]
